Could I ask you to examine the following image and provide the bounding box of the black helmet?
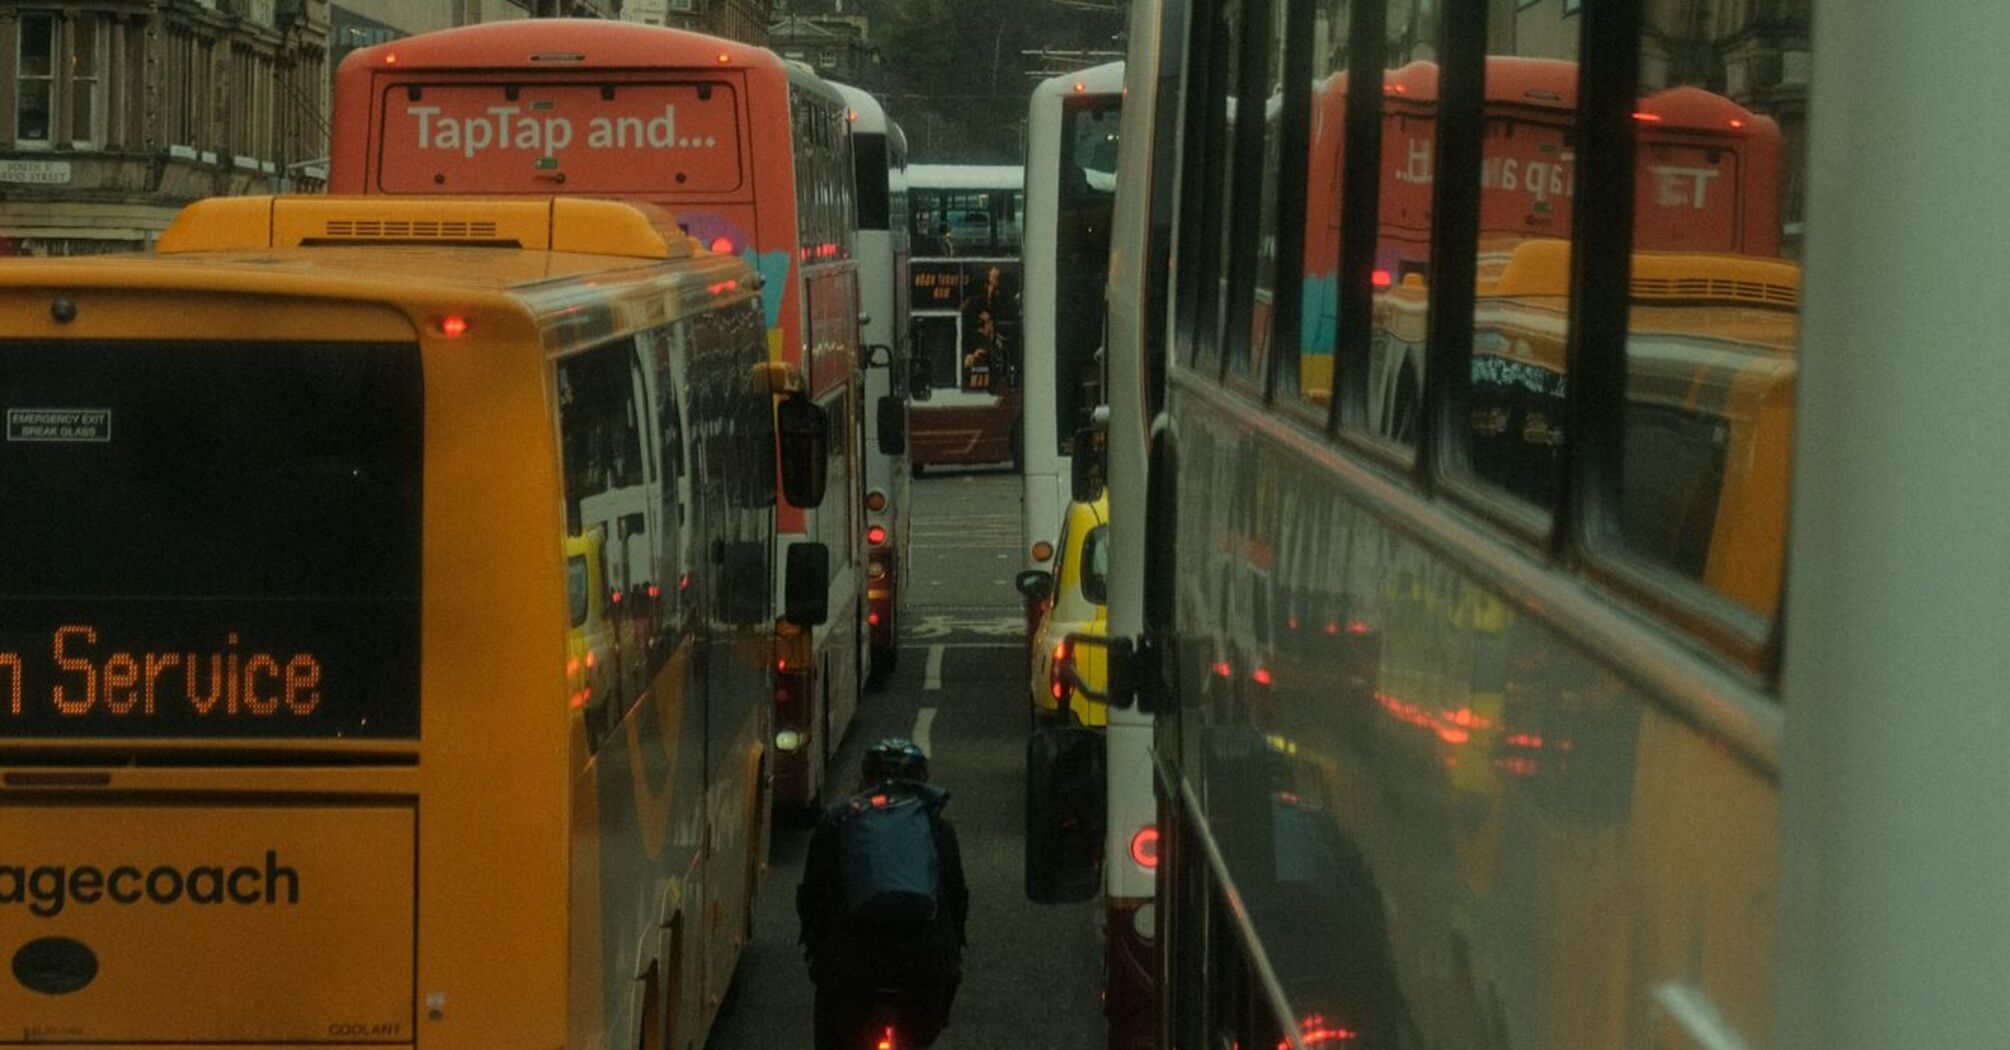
[862,738,929,784]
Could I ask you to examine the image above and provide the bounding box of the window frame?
[1182,0,1789,675]
[14,11,58,150]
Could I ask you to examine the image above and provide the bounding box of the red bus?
[331,20,870,812]
[1299,56,1783,397]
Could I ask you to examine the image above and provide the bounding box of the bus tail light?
[867,524,887,546]
[1129,826,1160,870]
[437,315,470,338]
[709,235,734,255]
[1049,639,1073,702]
[866,490,888,512]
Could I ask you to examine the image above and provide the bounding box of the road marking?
[925,644,945,690]
[912,707,937,756]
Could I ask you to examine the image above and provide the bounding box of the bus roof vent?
[1629,253,1801,308]
[319,218,502,240]
[157,196,691,261]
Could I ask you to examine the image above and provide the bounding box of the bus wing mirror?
[1025,726,1106,903]
[784,542,830,627]
[877,394,907,456]
[1015,569,1054,602]
[865,343,894,368]
[777,393,829,508]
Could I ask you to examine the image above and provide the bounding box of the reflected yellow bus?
[1468,239,1799,615]
[0,196,816,1049]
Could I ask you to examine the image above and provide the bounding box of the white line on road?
[924,644,945,690]
[912,707,937,757]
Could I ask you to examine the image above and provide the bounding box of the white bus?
[835,82,913,682]
[1019,1,2006,1049]
[904,163,1027,472]
[1020,63,1123,640]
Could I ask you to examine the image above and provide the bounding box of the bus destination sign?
[0,602,418,740]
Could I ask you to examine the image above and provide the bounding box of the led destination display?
[0,341,422,740]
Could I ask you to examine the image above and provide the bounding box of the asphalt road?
[706,468,1105,1050]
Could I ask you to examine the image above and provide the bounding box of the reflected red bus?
[1298,57,1783,395]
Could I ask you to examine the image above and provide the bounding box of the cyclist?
[798,739,969,1049]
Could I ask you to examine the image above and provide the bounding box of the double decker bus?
[330,20,870,810]
[834,82,913,681]
[904,163,1025,471]
[1020,64,1123,613]
[0,196,832,1049]
[1008,0,1986,1048]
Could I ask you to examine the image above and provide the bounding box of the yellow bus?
[0,196,833,1049]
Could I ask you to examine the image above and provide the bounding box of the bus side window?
[1458,19,1583,513]
[1614,6,1803,623]
[1352,0,1434,455]
[1229,0,1293,387]
[645,322,694,641]
[557,338,656,727]
[1285,0,1352,412]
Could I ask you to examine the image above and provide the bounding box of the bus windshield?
[1055,95,1119,450]
[0,341,423,740]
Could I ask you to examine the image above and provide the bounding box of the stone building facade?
[0,0,332,255]
[0,0,622,256]
[767,12,873,85]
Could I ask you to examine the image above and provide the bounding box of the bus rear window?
[0,341,423,740]
[376,79,744,196]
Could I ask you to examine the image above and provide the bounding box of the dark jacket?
[797,779,970,990]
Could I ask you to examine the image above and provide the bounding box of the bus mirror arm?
[864,343,894,368]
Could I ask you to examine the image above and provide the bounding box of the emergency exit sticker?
[7,408,111,442]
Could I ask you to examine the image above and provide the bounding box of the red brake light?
[1371,269,1392,289]
[871,794,888,807]
[438,315,469,338]
[710,235,735,254]
[1632,111,1664,122]
[867,525,887,546]
[868,610,881,626]
[1252,667,1274,687]
[1212,661,1232,679]
[877,1028,895,1050]
[1130,826,1160,869]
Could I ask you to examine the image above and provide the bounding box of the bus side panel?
[420,327,575,1049]
[1158,391,1779,1048]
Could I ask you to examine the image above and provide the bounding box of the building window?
[817,48,839,69]
[15,13,56,146]
[14,12,104,149]
[668,0,696,11]
[784,48,806,60]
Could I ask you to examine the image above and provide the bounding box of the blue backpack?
[838,782,945,926]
